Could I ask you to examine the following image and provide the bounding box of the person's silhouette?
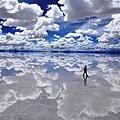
[83,65,88,77]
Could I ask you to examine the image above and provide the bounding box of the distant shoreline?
[0,49,119,54]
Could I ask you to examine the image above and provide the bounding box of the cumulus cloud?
[0,1,60,42]
[47,24,59,31]
[50,37,77,49]
[15,29,48,40]
[50,31,95,50]
[3,18,37,29]
[6,32,14,40]
[0,0,43,20]
[2,3,59,32]
[2,16,59,43]
[65,28,98,39]
[0,1,60,45]
[65,32,82,38]
[76,28,98,35]
[2,3,59,29]
[46,4,63,18]
[0,0,119,50]
[0,33,28,50]
[54,34,60,39]
[59,0,120,20]
[97,14,120,43]
[14,17,59,39]
[34,17,59,31]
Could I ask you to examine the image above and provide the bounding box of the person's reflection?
[83,75,88,86]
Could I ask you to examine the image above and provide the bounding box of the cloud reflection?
[0,53,119,120]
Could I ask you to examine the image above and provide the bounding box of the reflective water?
[0,53,120,120]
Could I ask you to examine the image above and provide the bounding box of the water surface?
[0,53,120,120]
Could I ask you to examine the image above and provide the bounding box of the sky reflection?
[0,53,120,120]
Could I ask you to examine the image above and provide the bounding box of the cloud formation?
[59,0,120,20]
[14,17,59,39]
[46,4,63,18]
[0,0,43,20]
[0,0,60,43]
[0,0,119,51]
[97,14,120,43]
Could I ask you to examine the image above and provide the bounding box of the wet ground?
[0,53,120,120]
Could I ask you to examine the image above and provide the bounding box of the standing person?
[83,65,88,77]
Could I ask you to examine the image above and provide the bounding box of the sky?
[0,0,120,51]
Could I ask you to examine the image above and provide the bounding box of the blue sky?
[0,0,120,51]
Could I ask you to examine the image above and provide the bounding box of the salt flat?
[0,53,120,120]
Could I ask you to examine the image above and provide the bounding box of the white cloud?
[59,0,120,20]
[3,18,37,29]
[34,17,59,31]
[0,0,43,20]
[14,17,59,39]
[0,0,56,42]
[0,0,18,11]
[0,1,60,45]
[49,33,96,50]
[6,32,14,40]
[65,28,98,39]
[97,33,113,43]
[0,33,28,49]
[46,4,63,18]
[97,14,120,43]
[50,37,77,49]
[54,34,60,39]
[52,30,95,50]
[65,32,82,38]
[0,0,119,51]
[0,2,60,49]
[2,16,60,43]
[76,28,98,35]
[15,29,48,40]
[47,24,59,31]
[34,17,54,29]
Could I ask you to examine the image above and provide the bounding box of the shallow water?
[0,53,120,120]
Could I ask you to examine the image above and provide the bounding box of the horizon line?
[0,49,119,54]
